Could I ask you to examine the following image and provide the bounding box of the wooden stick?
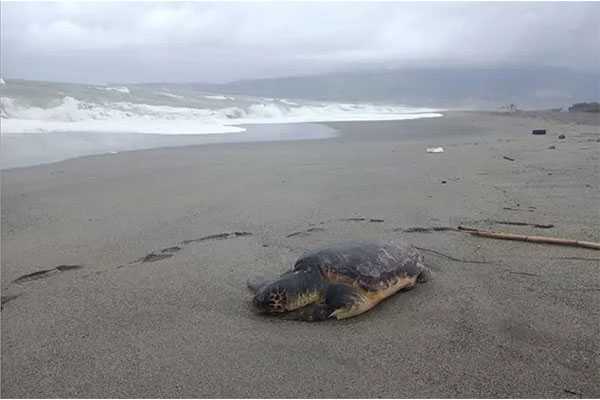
[457,226,600,250]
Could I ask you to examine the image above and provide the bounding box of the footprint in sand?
[135,246,183,263]
[12,264,84,284]
[286,227,326,238]
[136,253,174,263]
[340,217,385,223]
[135,232,253,263]
[1,294,21,311]
[161,246,182,253]
[286,218,385,238]
[181,231,252,245]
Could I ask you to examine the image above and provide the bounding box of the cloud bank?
[2,2,598,83]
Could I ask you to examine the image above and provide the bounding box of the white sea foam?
[157,91,184,99]
[104,86,130,94]
[1,95,443,135]
[0,97,244,134]
[204,95,235,101]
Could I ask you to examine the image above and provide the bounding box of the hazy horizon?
[2,64,597,87]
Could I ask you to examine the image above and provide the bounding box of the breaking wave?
[1,81,442,135]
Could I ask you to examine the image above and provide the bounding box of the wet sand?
[2,111,599,397]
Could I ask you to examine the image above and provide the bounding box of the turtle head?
[253,282,289,314]
[252,269,323,314]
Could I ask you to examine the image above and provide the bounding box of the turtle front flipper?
[274,284,364,321]
[325,283,370,320]
[277,303,334,322]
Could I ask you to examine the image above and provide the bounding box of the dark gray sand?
[2,111,599,397]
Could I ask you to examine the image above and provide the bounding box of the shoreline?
[0,112,446,170]
[2,110,599,397]
[4,110,594,171]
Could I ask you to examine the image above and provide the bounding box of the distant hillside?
[568,102,600,112]
[188,67,599,109]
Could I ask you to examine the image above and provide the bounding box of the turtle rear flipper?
[417,264,432,283]
[325,283,371,320]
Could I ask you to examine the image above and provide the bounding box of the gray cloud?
[2,2,598,83]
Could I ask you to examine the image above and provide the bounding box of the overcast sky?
[1,2,599,84]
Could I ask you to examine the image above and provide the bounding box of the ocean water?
[0,79,443,168]
[0,124,338,169]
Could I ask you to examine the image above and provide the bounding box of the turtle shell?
[292,240,424,292]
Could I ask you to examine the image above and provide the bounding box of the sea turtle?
[248,241,431,321]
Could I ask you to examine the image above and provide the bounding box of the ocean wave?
[0,94,443,135]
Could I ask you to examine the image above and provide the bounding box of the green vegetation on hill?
[568,102,600,112]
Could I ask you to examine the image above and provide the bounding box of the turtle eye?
[268,289,287,313]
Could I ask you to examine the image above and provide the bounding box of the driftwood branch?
[457,226,600,251]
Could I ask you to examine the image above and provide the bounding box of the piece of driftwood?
[457,226,600,250]
[488,220,554,229]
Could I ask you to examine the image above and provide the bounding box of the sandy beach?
[1,111,599,397]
